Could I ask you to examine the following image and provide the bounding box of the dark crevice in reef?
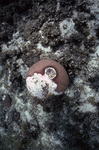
[0,0,34,44]
[88,75,99,92]
[10,73,25,93]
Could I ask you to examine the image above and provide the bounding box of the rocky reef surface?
[0,0,99,150]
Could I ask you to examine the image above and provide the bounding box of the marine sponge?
[26,59,69,99]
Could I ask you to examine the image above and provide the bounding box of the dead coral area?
[0,0,99,150]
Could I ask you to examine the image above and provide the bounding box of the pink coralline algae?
[26,59,69,99]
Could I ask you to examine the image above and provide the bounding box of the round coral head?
[26,59,69,95]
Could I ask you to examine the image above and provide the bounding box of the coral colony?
[26,59,69,99]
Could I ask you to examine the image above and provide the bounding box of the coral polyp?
[44,67,57,79]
